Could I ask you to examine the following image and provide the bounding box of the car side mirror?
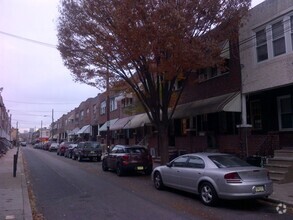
[166,162,172,167]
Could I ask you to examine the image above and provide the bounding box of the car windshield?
[125,147,146,154]
[208,155,250,168]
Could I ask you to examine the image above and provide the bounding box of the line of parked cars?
[34,140,102,162]
[33,141,273,206]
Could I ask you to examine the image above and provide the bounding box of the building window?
[278,95,293,131]
[173,79,184,91]
[110,98,117,111]
[93,104,96,114]
[256,29,268,62]
[272,21,286,56]
[100,101,106,115]
[198,59,230,82]
[250,100,262,130]
[181,118,189,135]
[290,16,293,50]
[80,110,84,120]
[122,97,133,108]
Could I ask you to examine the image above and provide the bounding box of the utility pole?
[106,63,110,152]
[51,109,54,141]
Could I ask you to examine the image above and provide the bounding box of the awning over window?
[110,116,134,130]
[68,127,79,136]
[173,92,241,118]
[99,118,119,131]
[124,113,151,129]
[77,125,91,134]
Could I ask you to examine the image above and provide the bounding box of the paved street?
[22,146,293,220]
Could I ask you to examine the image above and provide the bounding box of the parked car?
[72,141,102,162]
[49,142,59,152]
[102,145,153,176]
[20,141,27,147]
[57,141,73,156]
[152,153,273,206]
[42,141,52,151]
[64,143,78,158]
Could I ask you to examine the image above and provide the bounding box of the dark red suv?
[102,145,153,176]
[57,141,73,156]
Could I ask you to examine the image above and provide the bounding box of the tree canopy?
[57,0,250,163]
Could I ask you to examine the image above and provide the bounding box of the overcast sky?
[0,0,265,132]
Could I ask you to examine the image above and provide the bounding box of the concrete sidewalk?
[0,148,292,220]
[0,147,32,220]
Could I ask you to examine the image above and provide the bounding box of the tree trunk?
[158,125,169,165]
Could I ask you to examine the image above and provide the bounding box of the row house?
[55,97,97,142]
[53,23,243,158]
[53,0,292,161]
[0,91,12,148]
[240,0,293,156]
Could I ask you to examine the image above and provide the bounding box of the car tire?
[153,171,164,190]
[199,182,218,206]
[116,163,124,176]
[102,160,108,171]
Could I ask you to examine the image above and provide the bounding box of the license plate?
[255,185,264,192]
[90,151,95,154]
[137,166,144,170]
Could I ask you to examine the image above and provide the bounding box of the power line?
[0,30,56,48]
[4,99,78,105]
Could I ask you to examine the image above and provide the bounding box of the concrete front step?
[266,148,293,183]
[274,149,293,157]
[265,164,291,172]
[267,157,293,166]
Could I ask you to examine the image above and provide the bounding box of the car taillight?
[122,155,129,165]
[224,172,242,183]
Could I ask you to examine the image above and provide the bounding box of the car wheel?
[102,160,108,171]
[153,171,164,190]
[200,182,218,206]
[116,163,124,176]
[78,155,82,162]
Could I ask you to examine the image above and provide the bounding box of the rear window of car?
[125,147,146,154]
[208,155,250,168]
[85,142,100,148]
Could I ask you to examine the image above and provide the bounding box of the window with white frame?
[256,29,268,62]
[278,95,293,131]
[100,101,106,115]
[110,97,117,111]
[80,110,84,120]
[93,104,97,114]
[272,21,286,56]
[290,16,293,50]
[173,79,183,91]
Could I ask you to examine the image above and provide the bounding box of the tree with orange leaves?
[57,0,250,164]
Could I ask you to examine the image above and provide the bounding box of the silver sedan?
[152,153,273,206]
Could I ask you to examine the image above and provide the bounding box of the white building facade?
[240,0,293,150]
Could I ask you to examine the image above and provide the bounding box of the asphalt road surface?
[23,146,293,220]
